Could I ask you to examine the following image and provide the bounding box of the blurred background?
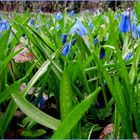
[0,1,135,13]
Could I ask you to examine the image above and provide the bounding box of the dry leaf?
[14,44,35,63]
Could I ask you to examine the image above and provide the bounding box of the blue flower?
[132,10,137,21]
[22,33,26,37]
[62,43,70,56]
[131,22,137,39]
[36,27,39,32]
[89,20,93,30]
[56,24,60,30]
[71,39,76,46]
[119,11,130,33]
[56,12,63,20]
[94,37,98,46]
[0,20,9,32]
[33,96,45,110]
[137,26,140,39]
[30,19,34,25]
[124,52,133,60]
[62,34,67,44]
[69,10,75,17]
[100,47,105,59]
[70,20,87,36]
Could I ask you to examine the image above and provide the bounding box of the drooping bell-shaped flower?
[94,37,98,46]
[137,26,140,39]
[0,20,9,32]
[30,19,34,25]
[100,47,105,59]
[131,22,137,39]
[62,34,67,44]
[62,43,70,56]
[56,24,60,30]
[70,20,87,36]
[119,11,130,33]
[69,10,75,17]
[124,52,133,60]
[56,12,63,20]
[71,39,76,46]
[89,20,93,30]
[22,33,26,37]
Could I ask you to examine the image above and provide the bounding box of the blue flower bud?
[69,10,75,17]
[30,19,34,25]
[119,11,130,33]
[62,43,70,56]
[71,39,76,46]
[89,20,93,30]
[56,12,63,20]
[124,52,133,60]
[131,22,137,39]
[100,47,105,59]
[62,34,67,44]
[22,33,26,37]
[56,24,60,30]
[94,37,98,46]
[0,20,9,32]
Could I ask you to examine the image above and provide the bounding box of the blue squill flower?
[119,11,130,33]
[62,43,70,56]
[70,20,87,36]
[137,26,140,39]
[124,52,133,60]
[62,34,67,44]
[0,20,9,32]
[56,12,63,20]
[132,10,137,21]
[89,20,93,30]
[56,24,60,30]
[69,10,75,17]
[100,47,105,59]
[131,22,137,38]
[33,96,45,110]
[71,39,76,46]
[30,19,34,25]
[22,33,26,37]
[94,37,98,46]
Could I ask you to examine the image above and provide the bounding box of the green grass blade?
[51,87,101,139]
[60,69,73,120]
[11,92,60,130]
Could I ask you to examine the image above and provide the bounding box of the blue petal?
[69,20,87,36]
[69,10,75,17]
[100,47,105,59]
[71,39,76,46]
[56,12,63,20]
[30,19,34,25]
[62,43,70,56]
[94,38,98,46]
[62,34,67,44]
[124,52,133,60]
[89,20,93,30]
[119,11,130,33]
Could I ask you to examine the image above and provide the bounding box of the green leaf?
[21,129,46,138]
[60,68,73,120]
[12,92,60,130]
[0,27,11,60]
[51,87,101,139]
[135,2,140,22]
